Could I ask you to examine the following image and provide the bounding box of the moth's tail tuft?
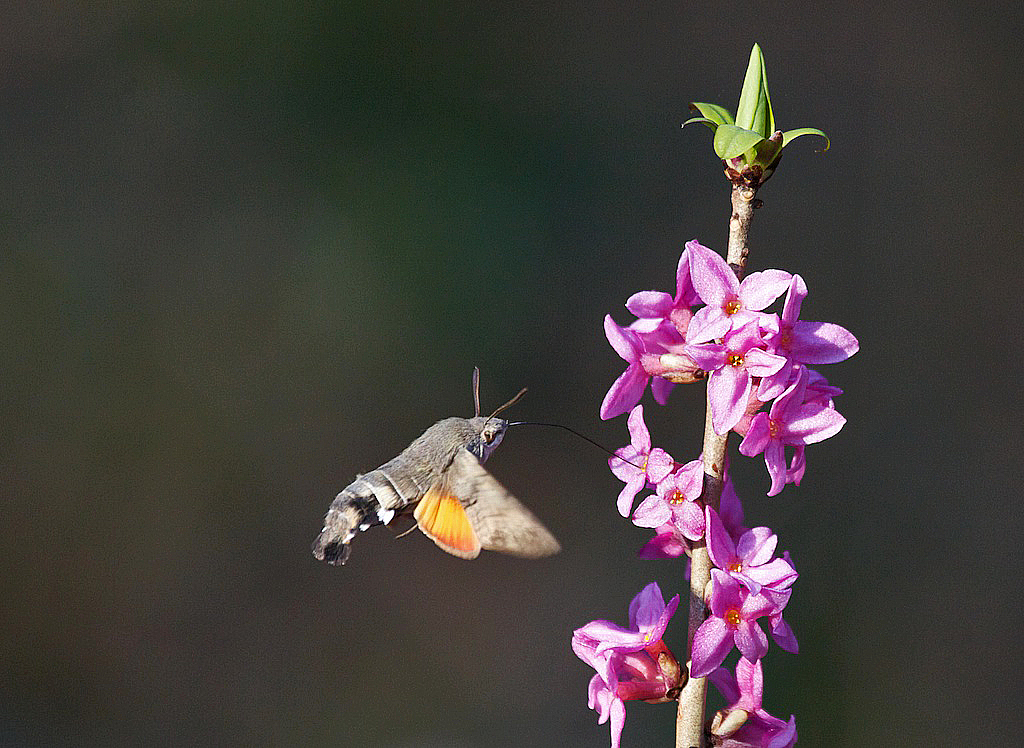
[312,502,362,566]
[312,535,351,565]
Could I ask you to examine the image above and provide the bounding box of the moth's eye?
[483,430,495,443]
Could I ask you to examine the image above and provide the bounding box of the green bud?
[682,43,829,188]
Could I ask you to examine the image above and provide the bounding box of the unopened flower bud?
[711,707,750,737]
[641,352,705,384]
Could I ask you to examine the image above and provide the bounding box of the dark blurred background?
[2,2,1021,746]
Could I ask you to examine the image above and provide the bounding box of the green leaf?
[688,102,734,126]
[781,127,830,151]
[713,124,765,160]
[734,43,775,138]
[682,116,720,133]
[753,137,783,166]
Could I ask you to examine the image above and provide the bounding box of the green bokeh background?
[3,2,1020,746]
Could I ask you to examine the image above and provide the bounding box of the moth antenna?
[507,421,645,470]
[472,366,482,417]
[487,387,527,422]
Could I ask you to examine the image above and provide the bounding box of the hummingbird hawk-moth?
[311,370,560,565]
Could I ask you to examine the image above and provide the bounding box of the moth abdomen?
[311,463,427,565]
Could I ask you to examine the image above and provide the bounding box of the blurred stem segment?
[674,184,758,748]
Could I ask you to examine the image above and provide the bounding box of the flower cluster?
[603,239,857,496]
[575,239,856,747]
[690,507,798,678]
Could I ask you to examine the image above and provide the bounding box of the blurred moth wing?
[414,448,560,559]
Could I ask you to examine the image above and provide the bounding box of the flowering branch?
[574,44,850,748]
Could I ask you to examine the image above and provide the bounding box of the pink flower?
[709,657,798,748]
[608,405,675,517]
[757,274,858,399]
[632,457,706,541]
[573,583,684,748]
[625,243,702,339]
[601,316,652,421]
[685,241,792,345]
[774,273,858,364]
[739,367,846,496]
[706,507,798,596]
[636,523,689,559]
[690,570,787,677]
[686,319,787,434]
[601,317,683,419]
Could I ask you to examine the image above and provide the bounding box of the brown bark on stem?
[674,184,758,748]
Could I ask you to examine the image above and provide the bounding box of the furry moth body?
[311,383,560,565]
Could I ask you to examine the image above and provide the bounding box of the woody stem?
[674,184,758,748]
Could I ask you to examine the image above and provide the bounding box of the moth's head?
[465,415,508,461]
[467,367,525,461]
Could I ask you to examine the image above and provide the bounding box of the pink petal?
[638,319,686,352]
[650,376,675,405]
[786,446,806,486]
[764,440,787,497]
[676,458,704,499]
[738,269,793,311]
[646,448,675,483]
[708,365,751,435]
[746,559,798,591]
[626,405,651,451]
[687,240,738,306]
[788,320,859,364]
[675,499,706,541]
[709,569,743,617]
[757,362,798,402]
[617,473,646,517]
[785,403,846,444]
[719,481,745,532]
[709,665,740,705]
[743,347,787,378]
[609,446,643,482]
[626,290,674,319]
[685,340,727,371]
[780,274,807,325]
[604,315,641,362]
[637,527,687,559]
[685,304,732,345]
[629,317,662,334]
[742,589,786,619]
[770,616,799,654]
[738,412,771,457]
[690,616,734,678]
[626,581,668,633]
[606,693,626,748]
[632,495,671,528]
[767,716,798,748]
[734,657,763,712]
[705,506,737,569]
[675,243,702,307]
[736,527,777,566]
[734,619,769,662]
[601,365,649,420]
